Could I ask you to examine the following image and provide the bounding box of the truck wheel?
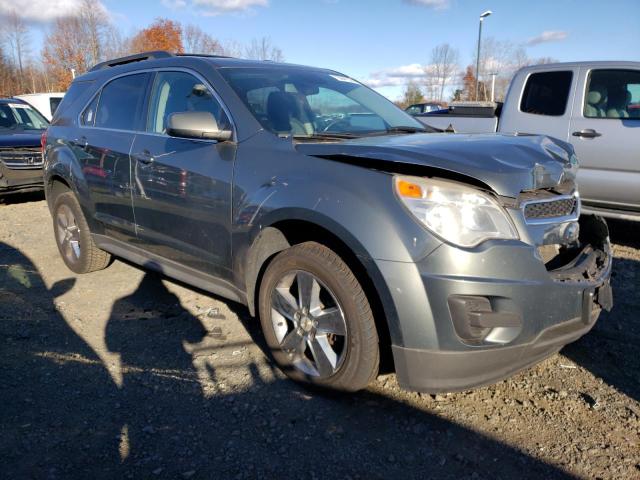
[258,242,379,391]
[52,192,111,274]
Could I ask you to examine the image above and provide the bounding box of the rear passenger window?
[520,71,573,116]
[584,69,640,119]
[147,71,231,134]
[95,73,150,131]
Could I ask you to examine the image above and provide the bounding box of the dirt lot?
[1,192,639,480]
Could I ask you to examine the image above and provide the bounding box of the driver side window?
[147,71,231,134]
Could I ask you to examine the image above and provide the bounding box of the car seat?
[606,87,630,118]
[585,85,607,117]
[266,91,313,135]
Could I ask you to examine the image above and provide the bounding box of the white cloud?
[169,0,269,16]
[526,30,568,46]
[0,0,106,22]
[161,0,188,9]
[363,63,440,88]
[403,0,450,10]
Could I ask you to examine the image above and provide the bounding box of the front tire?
[52,192,111,274]
[258,242,379,392]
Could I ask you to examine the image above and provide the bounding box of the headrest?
[587,85,607,105]
[587,91,602,105]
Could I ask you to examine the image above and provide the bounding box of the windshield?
[219,67,425,137]
[0,102,49,131]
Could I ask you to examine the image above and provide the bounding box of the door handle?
[72,136,88,150]
[136,150,155,165]
[572,129,602,139]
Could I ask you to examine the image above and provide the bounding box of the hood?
[296,133,578,198]
[0,131,43,149]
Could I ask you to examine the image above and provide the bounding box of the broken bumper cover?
[378,219,613,393]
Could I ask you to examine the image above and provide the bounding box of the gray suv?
[43,52,613,393]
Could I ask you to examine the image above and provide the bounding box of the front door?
[130,70,236,277]
[569,67,640,211]
[78,72,151,243]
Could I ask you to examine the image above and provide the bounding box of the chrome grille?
[520,191,580,225]
[0,148,43,170]
[525,197,576,219]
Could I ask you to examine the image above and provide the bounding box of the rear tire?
[258,241,379,392]
[52,191,111,274]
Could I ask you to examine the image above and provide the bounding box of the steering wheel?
[322,118,351,133]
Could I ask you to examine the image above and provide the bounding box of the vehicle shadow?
[562,219,640,403]
[0,190,45,205]
[1,243,576,479]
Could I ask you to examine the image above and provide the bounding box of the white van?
[15,92,65,121]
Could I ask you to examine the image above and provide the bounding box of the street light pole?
[490,72,497,102]
[475,10,492,101]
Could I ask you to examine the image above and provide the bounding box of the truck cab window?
[520,71,573,116]
[584,69,640,119]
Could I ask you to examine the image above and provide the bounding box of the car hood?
[0,131,43,148]
[296,133,577,198]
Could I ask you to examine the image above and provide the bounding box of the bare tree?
[430,43,459,102]
[183,25,222,54]
[244,37,284,62]
[474,38,532,101]
[42,16,95,90]
[3,10,30,91]
[79,0,109,66]
[220,39,244,58]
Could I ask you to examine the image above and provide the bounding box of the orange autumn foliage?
[130,18,184,54]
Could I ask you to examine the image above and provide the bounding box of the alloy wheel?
[270,270,348,378]
[56,204,81,263]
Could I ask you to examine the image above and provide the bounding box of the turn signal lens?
[397,180,423,198]
[394,175,519,248]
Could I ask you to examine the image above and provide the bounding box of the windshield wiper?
[290,132,359,140]
[385,126,428,134]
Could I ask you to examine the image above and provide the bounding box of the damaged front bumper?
[379,215,613,393]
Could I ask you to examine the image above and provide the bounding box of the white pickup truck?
[414,61,640,221]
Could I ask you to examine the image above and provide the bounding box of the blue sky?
[4,0,639,99]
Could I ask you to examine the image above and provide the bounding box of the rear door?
[130,69,236,277]
[77,72,152,243]
[499,68,578,141]
[569,67,640,210]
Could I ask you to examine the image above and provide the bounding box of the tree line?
[0,0,284,95]
[399,40,557,108]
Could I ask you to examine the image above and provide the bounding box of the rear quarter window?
[520,71,573,116]
[52,81,94,123]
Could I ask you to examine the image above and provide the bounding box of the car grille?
[524,196,577,220]
[521,191,580,223]
[0,148,43,170]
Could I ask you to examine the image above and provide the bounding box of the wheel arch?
[245,218,402,371]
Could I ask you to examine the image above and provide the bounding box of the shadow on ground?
[1,242,576,479]
[0,190,45,206]
[562,219,640,404]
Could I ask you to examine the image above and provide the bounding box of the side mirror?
[166,111,232,141]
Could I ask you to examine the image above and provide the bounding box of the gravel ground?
[1,193,639,480]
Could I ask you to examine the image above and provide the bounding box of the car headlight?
[394,175,519,248]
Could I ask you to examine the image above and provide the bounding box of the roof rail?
[90,51,174,72]
[177,53,233,59]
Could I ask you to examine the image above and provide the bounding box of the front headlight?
[394,175,519,248]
